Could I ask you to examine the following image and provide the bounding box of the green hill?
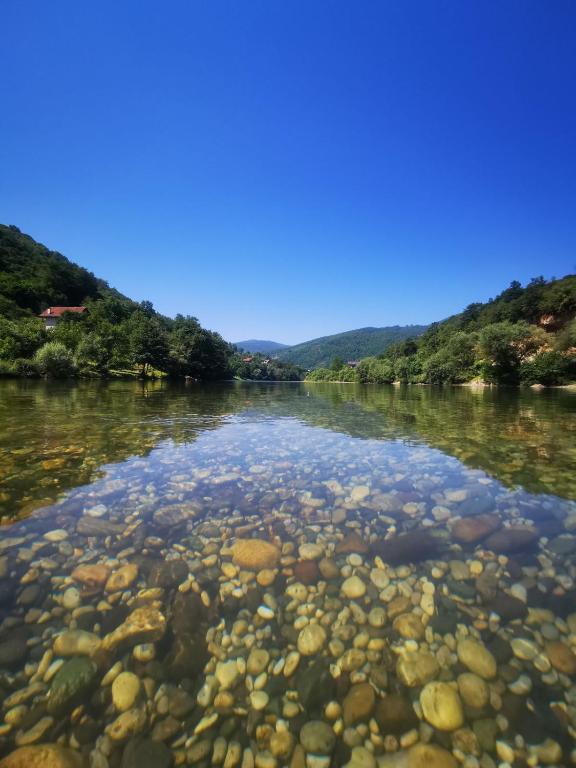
[0,224,130,318]
[307,276,576,386]
[0,224,233,379]
[234,339,289,354]
[276,325,428,369]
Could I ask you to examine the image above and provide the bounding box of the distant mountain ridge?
[234,339,289,354]
[275,325,428,369]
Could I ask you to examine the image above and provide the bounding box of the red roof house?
[39,306,88,328]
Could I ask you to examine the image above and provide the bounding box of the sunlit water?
[0,381,575,767]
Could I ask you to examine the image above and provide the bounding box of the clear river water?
[0,380,575,768]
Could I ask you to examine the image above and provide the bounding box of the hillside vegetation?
[308,276,576,386]
[275,325,428,369]
[0,225,301,381]
[234,339,289,353]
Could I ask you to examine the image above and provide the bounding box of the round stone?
[231,539,281,570]
[112,671,141,712]
[393,613,425,639]
[457,638,497,679]
[299,721,336,755]
[396,651,439,687]
[299,543,323,560]
[250,691,269,710]
[457,673,489,709]
[297,624,327,656]
[420,682,464,731]
[247,648,270,676]
[407,744,457,768]
[544,640,576,674]
[341,576,366,599]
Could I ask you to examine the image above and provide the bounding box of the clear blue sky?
[1,1,575,344]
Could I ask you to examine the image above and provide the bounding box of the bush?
[13,358,39,377]
[520,351,575,386]
[34,342,76,378]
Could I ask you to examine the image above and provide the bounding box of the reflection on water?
[0,381,575,767]
[1,380,576,520]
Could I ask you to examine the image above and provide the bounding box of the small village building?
[39,306,88,329]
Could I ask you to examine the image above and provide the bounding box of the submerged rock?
[0,745,86,768]
[374,693,418,734]
[342,682,375,726]
[457,638,497,679]
[297,623,327,656]
[371,531,439,565]
[231,538,281,570]
[420,681,464,731]
[47,657,98,716]
[102,605,166,652]
[299,720,336,755]
[485,527,539,554]
[451,514,501,545]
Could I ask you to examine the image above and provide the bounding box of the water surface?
[0,381,575,767]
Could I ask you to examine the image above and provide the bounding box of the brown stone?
[374,693,418,734]
[545,640,576,675]
[393,613,425,639]
[102,605,166,652]
[105,564,139,593]
[294,560,320,585]
[0,745,85,768]
[342,682,375,726]
[71,564,110,589]
[407,744,457,768]
[451,515,501,545]
[335,532,369,555]
[231,539,281,570]
[387,596,411,620]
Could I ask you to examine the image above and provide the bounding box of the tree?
[129,312,169,376]
[330,356,344,372]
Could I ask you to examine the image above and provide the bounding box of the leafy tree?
[330,356,344,372]
[129,312,170,376]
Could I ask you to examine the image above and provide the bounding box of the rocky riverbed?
[1,415,576,768]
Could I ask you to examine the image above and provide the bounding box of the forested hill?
[234,339,289,353]
[275,325,428,369]
[307,276,576,386]
[0,224,129,318]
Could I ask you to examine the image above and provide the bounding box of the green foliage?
[0,224,126,317]
[306,277,576,386]
[34,342,76,378]
[128,312,170,376]
[230,352,303,381]
[521,351,576,386]
[0,226,253,381]
[168,316,231,380]
[330,356,344,372]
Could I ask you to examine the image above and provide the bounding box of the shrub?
[13,358,39,377]
[34,342,76,378]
